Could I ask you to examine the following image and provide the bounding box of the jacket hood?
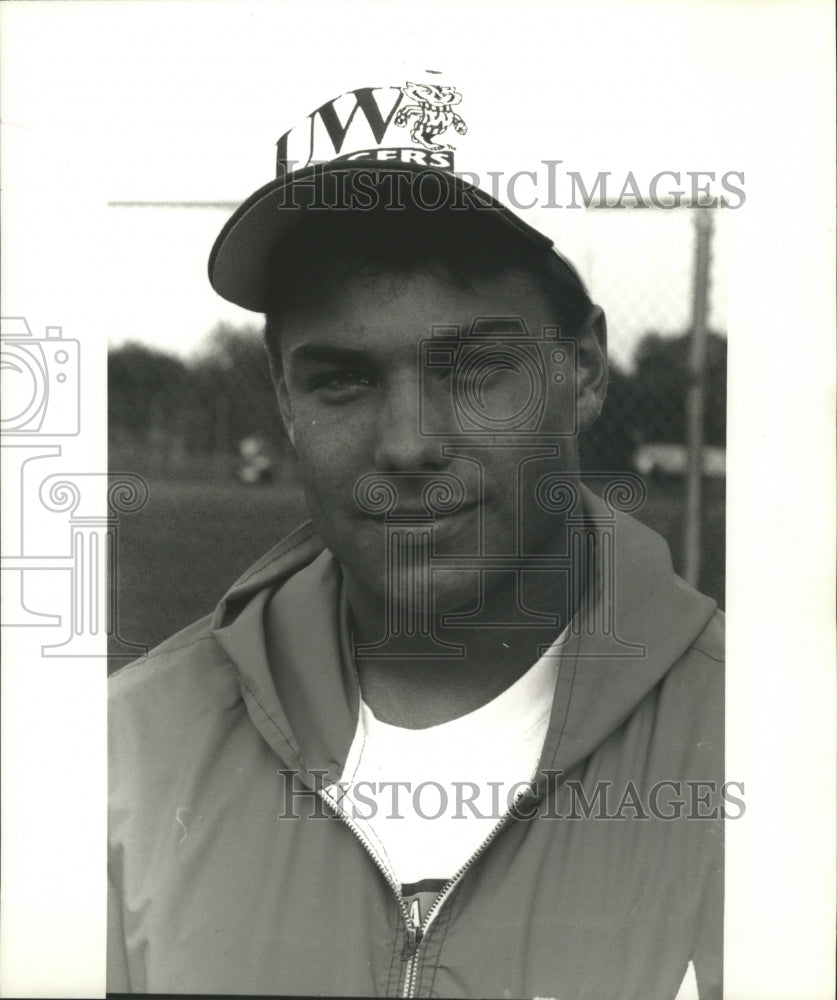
[209,488,717,786]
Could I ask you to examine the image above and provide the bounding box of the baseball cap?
[208,72,567,313]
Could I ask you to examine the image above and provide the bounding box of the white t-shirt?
[324,633,566,906]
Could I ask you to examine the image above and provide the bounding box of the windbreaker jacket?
[108,489,725,999]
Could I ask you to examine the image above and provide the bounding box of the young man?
[108,80,725,999]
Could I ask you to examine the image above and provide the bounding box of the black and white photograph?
[0,3,834,998]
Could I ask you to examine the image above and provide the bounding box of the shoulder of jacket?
[107,612,244,783]
[108,612,218,691]
[654,609,724,728]
[107,615,246,741]
[688,608,725,666]
[108,522,323,698]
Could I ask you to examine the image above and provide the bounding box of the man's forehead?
[281,271,558,357]
[277,265,558,339]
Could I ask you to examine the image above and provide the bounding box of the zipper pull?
[401,918,423,959]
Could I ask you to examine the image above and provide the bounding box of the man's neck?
[349,570,572,729]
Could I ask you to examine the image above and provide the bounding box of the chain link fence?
[580,207,726,607]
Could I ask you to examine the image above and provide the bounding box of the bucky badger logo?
[394,82,467,152]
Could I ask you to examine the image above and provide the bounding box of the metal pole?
[682,210,713,586]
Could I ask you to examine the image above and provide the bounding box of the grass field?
[109,480,310,669]
[108,476,725,671]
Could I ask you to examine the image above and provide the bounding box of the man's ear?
[275,376,296,448]
[576,304,608,431]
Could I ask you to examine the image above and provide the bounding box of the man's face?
[276,266,603,617]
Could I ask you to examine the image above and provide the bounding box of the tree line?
[108,322,726,478]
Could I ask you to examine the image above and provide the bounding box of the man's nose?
[372,377,447,471]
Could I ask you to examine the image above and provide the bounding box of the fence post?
[682,210,714,587]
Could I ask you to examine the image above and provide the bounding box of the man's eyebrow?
[468,318,528,334]
[286,344,372,367]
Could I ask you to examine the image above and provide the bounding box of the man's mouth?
[356,499,480,522]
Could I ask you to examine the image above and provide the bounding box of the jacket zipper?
[316,789,420,990]
[318,785,523,999]
[401,809,516,998]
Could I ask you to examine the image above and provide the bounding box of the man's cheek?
[295,450,356,509]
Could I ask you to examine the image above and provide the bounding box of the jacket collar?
[536,487,716,780]
[211,489,716,785]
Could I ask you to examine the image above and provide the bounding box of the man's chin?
[381,567,482,621]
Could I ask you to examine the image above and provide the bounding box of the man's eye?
[310,371,375,396]
[429,365,454,383]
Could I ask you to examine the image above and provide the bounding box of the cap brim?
[208,161,554,313]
